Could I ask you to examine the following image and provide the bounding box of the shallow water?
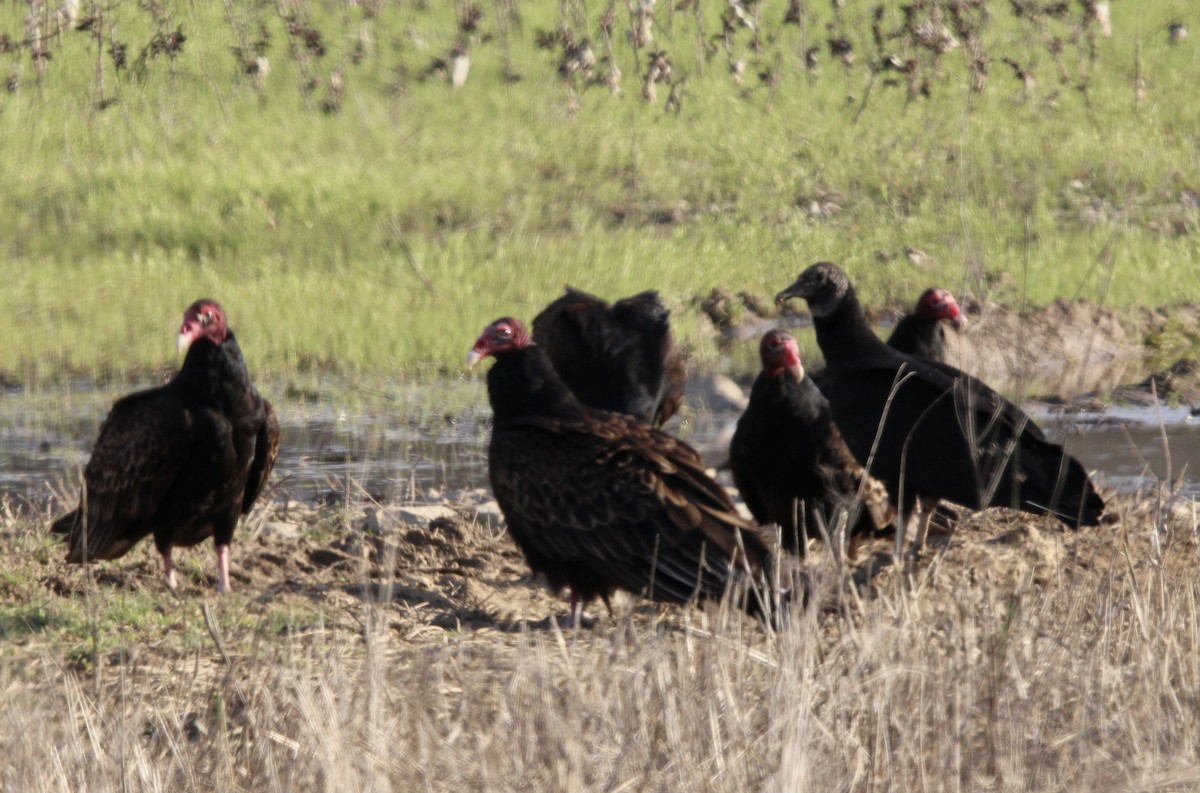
[1,388,1196,511]
[1029,404,1199,497]
[0,391,493,509]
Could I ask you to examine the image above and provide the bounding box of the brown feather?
[242,398,280,515]
[731,331,895,557]
[477,328,772,611]
[532,288,686,427]
[52,320,278,585]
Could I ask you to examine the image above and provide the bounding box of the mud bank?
[707,293,1200,401]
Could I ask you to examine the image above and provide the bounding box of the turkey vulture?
[730,331,893,557]
[51,300,279,593]
[531,287,686,427]
[887,287,967,362]
[469,317,773,624]
[775,262,1104,547]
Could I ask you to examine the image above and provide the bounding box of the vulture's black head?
[775,262,851,318]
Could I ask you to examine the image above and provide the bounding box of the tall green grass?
[1,0,1197,383]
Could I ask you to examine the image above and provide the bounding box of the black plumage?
[51,300,279,593]
[470,317,772,623]
[775,263,1104,544]
[730,331,893,556]
[886,287,966,362]
[531,287,686,427]
[811,286,967,394]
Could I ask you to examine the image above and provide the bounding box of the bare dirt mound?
[230,499,564,632]
[18,482,1194,652]
[216,487,1195,635]
[943,299,1137,397]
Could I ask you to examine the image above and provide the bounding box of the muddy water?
[1,388,1196,510]
[1029,405,1199,497]
[0,393,493,508]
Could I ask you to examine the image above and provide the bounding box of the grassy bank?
[1,1,1198,383]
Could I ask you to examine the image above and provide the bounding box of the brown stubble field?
[2,484,1198,791]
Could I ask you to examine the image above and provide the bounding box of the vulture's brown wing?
[655,344,687,427]
[242,396,279,514]
[65,392,196,561]
[533,288,685,427]
[820,421,895,531]
[489,412,769,604]
[609,290,686,426]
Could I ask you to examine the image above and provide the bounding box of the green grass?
[0,514,334,666]
[1,0,1198,383]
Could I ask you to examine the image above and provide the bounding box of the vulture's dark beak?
[774,284,802,306]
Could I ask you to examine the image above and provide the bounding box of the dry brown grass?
[2,491,1199,792]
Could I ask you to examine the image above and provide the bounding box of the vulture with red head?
[470,317,773,623]
[887,287,967,362]
[531,288,686,427]
[51,300,279,593]
[775,262,1104,546]
[730,330,892,556]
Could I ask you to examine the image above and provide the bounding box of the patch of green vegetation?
[1144,310,1200,369]
[0,583,189,661]
[0,604,55,639]
[1,1,1197,383]
[0,514,333,663]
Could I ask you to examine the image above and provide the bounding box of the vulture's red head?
[468,317,531,365]
[760,330,803,380]
[178,300,229,352]
[915,288,966,330]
